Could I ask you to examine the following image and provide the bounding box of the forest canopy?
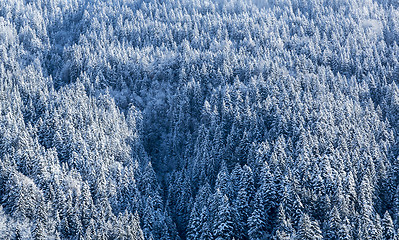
[1,0,399,239]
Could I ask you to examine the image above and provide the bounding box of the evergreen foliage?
[1,0,399,238]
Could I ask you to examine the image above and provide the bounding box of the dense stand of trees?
[1,0,399,239]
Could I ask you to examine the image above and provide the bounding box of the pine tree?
[235,188,250,236]
[167,170,192,239]
[296,213,322,240]
[382,211,395,240]
[273,204,292,240]
[32,220,46,240]
[130,211,145,240]
[187,206,201,240]
[231,163,243,200]
[199,207,213,240]
[256,161,280,227]
[215,161,232,199]
[248,208,268,240]
[324,206,342,240]
[287,192,304,228]
[80,183,93,230]
[187,183,211,240]
[214,190,234,240]
[337,217,352,240]
[84,219,96,240]
[241,165,255,201]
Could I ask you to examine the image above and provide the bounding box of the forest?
[1,0,399,239]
